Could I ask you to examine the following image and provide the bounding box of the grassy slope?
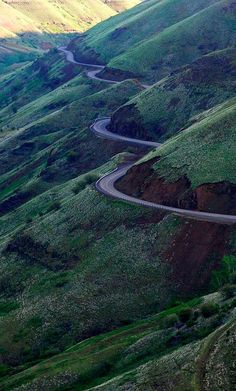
[109,0,236,82]
[1,290,235,391]
[0,156,180,376]
[139,97,236,188]
[0,49,82,122]
[0,51,179,376]
[0,0,116,73]
[71,0,217,62]
[0,77,142,186]
[110,47,236,141]
[1,0,115,35]
[0,1,235,389]
[71,0,234,81]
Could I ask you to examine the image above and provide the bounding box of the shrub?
[178,307,193,323]
[72,179,87,194]
[200,303,220,318]
[211,256,236,289]
[0,363,10,377]
[72,173,99,194]
[161,313,179,328]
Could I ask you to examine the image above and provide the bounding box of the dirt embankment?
[164,220,228,295]
[116,159,236,215]
[116,159,236,295]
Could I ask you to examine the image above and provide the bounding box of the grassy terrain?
[110,48,236,141]
[0,1,236,389]
[70,0,236,82]
[0,0,123,73]
[138,97,236,188]
[109,0,236,82]
[0,0,116,38]
[1,289,235,390]
[0,49,82,122]
[0,155,181,375]
[0,76,142,190]
[71,0,216,64]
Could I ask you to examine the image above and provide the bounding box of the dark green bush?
[161,313,179,328]
[200,303,220,318]
[67,150,80,162]
[72,173,99,194]
[178,307,193,323]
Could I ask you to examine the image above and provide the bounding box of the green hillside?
[1,291,235,391]
[138,97,236,188]
[109,47,236,141]
[70,0,236,82]
[0,0,118,73]
[0,0,116,37]
[0,0,236,389]
[115,97,236,215]
[109,0,236,82]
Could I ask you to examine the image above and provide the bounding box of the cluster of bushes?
[72,173,99,194]
[162,302,221,330]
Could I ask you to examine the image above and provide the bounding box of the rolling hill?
[109,47,236,141]
[0,0,116,37]
[70,0,236,82]
[0,0,235,389]
[0,0,126,73]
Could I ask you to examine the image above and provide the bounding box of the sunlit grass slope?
[1,0,116,36]
[71,0,236,82]
[139,97,236,188]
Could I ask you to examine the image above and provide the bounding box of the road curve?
[92,119,236,225]
[91,118,161,148]
[60,46,236,224]
[58,47,118,84]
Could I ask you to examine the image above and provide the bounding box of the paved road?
[92,119,236,225]
[91,118,161,148]
[60,47,236,224]
[58,47,118,84]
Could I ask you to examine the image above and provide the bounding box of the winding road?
[59,47,236,225]
[59,47,118,84]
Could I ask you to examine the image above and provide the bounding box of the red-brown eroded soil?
[164,220,228,295]
[117,159,236,214]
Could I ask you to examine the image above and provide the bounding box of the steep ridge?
[109,47,236,141]
[117,98,236,217]
[70,0,236,82]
